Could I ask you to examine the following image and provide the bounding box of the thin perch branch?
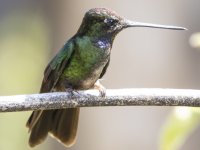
[1,88,200,112]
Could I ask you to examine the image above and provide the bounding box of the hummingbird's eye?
[104,18,116,25]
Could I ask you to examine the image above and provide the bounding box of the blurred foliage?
[190,32,200,49]
[0,12,50,150]
[160,107,200,150]
[160,33,200,150]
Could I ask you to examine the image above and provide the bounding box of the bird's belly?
[78,63,106,89]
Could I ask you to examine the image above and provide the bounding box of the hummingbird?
[26,8,186,147]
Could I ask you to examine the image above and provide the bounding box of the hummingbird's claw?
[94,80,106,97]
[65,87,79,96]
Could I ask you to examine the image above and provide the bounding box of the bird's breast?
[60,36,110,89]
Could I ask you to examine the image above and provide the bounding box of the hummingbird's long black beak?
[124,19,187,30]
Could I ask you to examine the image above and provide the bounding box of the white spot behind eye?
[104,19,108,23]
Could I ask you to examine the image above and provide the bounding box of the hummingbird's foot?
[94,80,106,97]
[65,87,79,96]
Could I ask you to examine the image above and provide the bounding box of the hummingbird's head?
[77,8,186,38]
[77,8,126,38]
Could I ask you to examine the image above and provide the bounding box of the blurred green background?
[0,0,199,150]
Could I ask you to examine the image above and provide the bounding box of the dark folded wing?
[27,39,75,131]
[40,40,75,93]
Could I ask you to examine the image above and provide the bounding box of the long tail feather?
[26,108,79,147]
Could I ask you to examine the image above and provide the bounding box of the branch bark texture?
[0,88,200,112]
